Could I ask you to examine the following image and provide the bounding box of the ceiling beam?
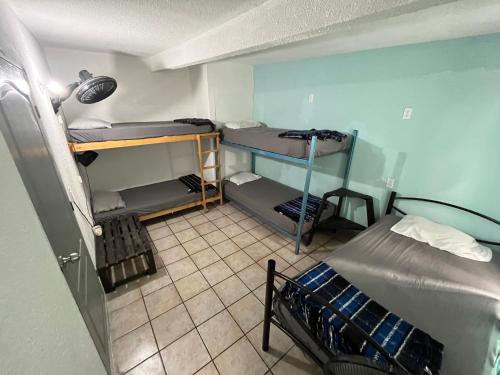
[145,0,455,70]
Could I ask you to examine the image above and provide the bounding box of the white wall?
[0,4,106,373]
[206,61,254,177]
[0,2,95,261]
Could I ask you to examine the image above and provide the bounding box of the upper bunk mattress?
[222,127,350,159]
[94,179,216,222]
[224,177,334,235]
[69,121,214,143]
[278,215,500,375]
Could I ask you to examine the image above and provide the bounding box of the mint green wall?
[253,34,500,245]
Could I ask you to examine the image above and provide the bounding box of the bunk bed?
[221,126,358,254]
[68,120,223,222]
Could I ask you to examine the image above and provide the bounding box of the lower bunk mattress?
[224,177,334,235]
[274,215,500,375]
[94,179,216,222]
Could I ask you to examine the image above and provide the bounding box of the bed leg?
[262,259,276,352]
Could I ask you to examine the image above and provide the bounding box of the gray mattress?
[224,177,334,235]
[222,127,350,159]
[69,121,213,143]
[94,179,216,222]
[276,215,500,375]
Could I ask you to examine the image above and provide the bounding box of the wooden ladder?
[196,132,224,211]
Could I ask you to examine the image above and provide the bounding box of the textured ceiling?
[8,0,268,56]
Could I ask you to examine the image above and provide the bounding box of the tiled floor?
[107,202,353,375]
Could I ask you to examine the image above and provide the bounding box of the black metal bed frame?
[262,191,500,374]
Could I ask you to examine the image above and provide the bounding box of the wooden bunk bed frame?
[69,131,224,221]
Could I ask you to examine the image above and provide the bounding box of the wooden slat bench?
[96,215,156,293]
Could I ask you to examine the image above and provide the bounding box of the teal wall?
[253,34,500,246]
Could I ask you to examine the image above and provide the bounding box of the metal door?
[0,57,110,373]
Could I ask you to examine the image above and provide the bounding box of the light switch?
[308,94,314,104]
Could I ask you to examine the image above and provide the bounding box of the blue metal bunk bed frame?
[221,129,359,254]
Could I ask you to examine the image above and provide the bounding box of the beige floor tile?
[260,235,287,251]
[148,226,173,241]
[213,275,250,306]
[238,217,260,231]
[220,223,245,238]
[190,248,220,269]
[309,246,334,261]
[223,250,254,273]
[257,254,291,273]
[166,214,186,224]
[140,269,172,296]
[158,245,188,266]
[144,284,182,319]
[126,353,165,375]
[195,221,218,236]
[174,271,209,301]
[188,214,209,226]
[242,242,273,262]
[184,288,224,326]
[211,239,239,258]
[247,322,294,368]
[111,299,149,340]
[183,209,203,219]
[227,293,264,333]
[217,204,239,215]
[160,329,211,375]
[203,229,229,246]
[155,235,181,252]
[227,210,249,222]
[214,337,267,375]
[112,323,157,374]
[249,225,273,240]
[281,266,300,280]
[175,228,200,243]
[183,236,210,255]
[197,310,243,357]
[231,231,258,249]
[169,219,192,233]
[146,221,167,231]
[237,263,267,290]
[275,246,306,265]
[271,346,322,375]
[293,256,318,272]
[107,288,142,312]
[200,260,234,286]
[196,362,219,375]
[204,209,225,221]
[212,216,234,229]
[151,304,194,349]
[166,257,198,281]
[253,284,267,304]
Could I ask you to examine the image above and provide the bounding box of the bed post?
[196,135,208,212]
[251,153,256,174]
[295,136,317,254]
[262,259,276,352]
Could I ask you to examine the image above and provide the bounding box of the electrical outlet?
[308,93,314,104]
[402,107,413,120]
[386,177,396,189]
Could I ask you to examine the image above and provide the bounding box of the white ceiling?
[8,0,500,69]
[8,0,268,56]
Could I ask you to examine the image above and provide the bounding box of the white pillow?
[68,118,112,130]
[92,191,126,214]
[228,172,262,186]
[391,215,492,262]
[225,121,263,130]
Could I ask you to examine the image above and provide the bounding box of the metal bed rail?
[222,129,359,254]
